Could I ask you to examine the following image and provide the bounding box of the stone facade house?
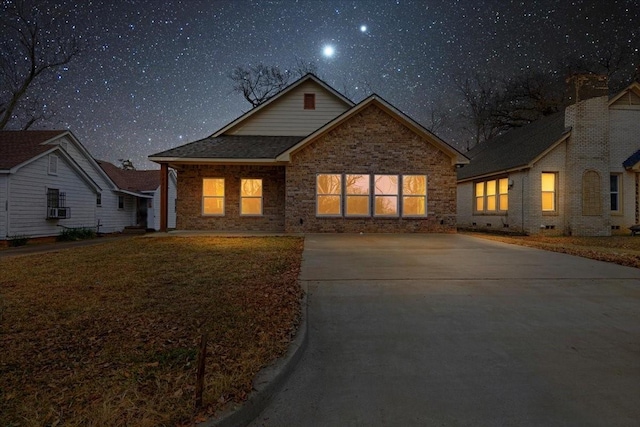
[150,74,468,233]
[457,75,640,236]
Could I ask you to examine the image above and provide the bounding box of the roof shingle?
[0,130,67,170]
[457,112,569,181]
[149,135,304,160]
[97,160,161,192]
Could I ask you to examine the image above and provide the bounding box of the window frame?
[610,173,622,214]
[541,172,557,213]
[374,174,399,217]
[117,195,125,210]
[202,178,225,216]
[344,174,371,217]
[240,178,263,216]
[96,193,102,207]
[316,174,342,217]
[473,177,509,214]
[401,174,428,217]
[48,154,58,175]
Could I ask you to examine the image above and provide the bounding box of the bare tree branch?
[0,0,81,129]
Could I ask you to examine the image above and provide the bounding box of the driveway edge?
[199,282,309,427]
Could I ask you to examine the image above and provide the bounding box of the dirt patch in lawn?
[0,236,304,426]
[463,232,640,268]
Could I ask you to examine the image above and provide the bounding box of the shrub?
[57,227,96,242]
[8,235,28,247]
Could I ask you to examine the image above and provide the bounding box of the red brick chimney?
[565,74,608,104]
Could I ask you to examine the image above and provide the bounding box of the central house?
[150,74,468,233]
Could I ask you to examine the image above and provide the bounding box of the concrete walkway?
[250,233,640,427]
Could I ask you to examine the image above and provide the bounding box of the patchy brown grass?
[0,236,304,426]
[463,232,640,268]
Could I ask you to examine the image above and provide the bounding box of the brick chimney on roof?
[565,74,608,104]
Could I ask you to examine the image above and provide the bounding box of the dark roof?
[97,160,161,192]
[150,135,304,160]
[623,149,640,169]
[0,130,67,170]
[457,112,569,181]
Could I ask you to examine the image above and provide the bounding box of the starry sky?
[6,0,640,169]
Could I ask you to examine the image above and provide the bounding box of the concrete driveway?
[250,234,640,427]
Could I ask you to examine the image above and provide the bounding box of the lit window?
[304,93,316,110]
[474,178,508,212]
[203,178,225,215]
[345,174,370,216]
[541,173,556,212]
[240,179,263,215]
[402,175,427,216]
[317,174,341,215]
[610,174,621,212]
[374,175,398,216]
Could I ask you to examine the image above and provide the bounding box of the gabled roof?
[457,112,570,181]
[210,73,354,137]
[97,160,163,194]
[0,130,68,170]
[149,135,303,163]
[608,81,640,106]
[277,94,469,165]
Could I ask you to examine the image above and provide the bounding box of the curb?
[199,283,309,427]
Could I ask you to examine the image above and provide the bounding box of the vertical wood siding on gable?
[611,91,640,109]
[7,155,97,238]
[226,80,350,136]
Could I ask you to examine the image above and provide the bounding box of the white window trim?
[610,173,622,214]
[117,195,125,210]
[401,174,428,217]
[473,177,509,214]
[240,178,263,216]
[316,174,342,217]
[202,178,225,216]
[344,174,371,217]
[374,174,399,217]
[48,154,58,175]
[541,172,558,213]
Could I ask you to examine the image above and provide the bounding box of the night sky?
[7,0,640,169]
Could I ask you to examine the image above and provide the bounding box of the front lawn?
[0,236,304,426]
[464,232,640,268]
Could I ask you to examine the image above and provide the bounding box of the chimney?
[565,74,608,104]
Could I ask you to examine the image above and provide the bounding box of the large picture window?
[345,174,370,216]
[541,172,556,212]
[402,175,427,216]
[317,174,341,216]
[374,175,399,216]
[240,179,263,215]
[203,178,225,215]
[474,178,508,213]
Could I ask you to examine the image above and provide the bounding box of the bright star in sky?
[322,45,335,57]
[360,25,367,32]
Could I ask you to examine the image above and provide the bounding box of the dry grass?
[0,236,304,426]
[463,232,640,268]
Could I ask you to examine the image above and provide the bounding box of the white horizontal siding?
[7,155,97,238]
[149,173,177,230]
[227,80,349,136]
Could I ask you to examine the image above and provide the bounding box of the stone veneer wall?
[284,104,458,233]
[175,164,286,232]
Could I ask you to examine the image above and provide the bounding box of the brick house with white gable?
[457,75,640,236]
[150,74,469,233]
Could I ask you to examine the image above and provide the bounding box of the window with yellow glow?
[541,172,556,212]
[240,179,263,215]
[374,175,398,216]
[317,174,342,215]
[474,178,508,213]
[202,178,225,215]
[402,175,427,216]
[345,174,370,216]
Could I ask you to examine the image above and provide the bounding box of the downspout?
[636,172,639,225]
[521,171,525,234]
[5,175,10,238]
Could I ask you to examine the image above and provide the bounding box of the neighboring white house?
[457,75,640,236]
[0,130,176,241]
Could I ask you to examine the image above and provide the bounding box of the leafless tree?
[456,72,503,150]
[0,0,81,130]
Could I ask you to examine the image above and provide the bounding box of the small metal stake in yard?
[195,331,208,409]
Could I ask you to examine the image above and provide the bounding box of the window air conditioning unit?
[47,207,69,219]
